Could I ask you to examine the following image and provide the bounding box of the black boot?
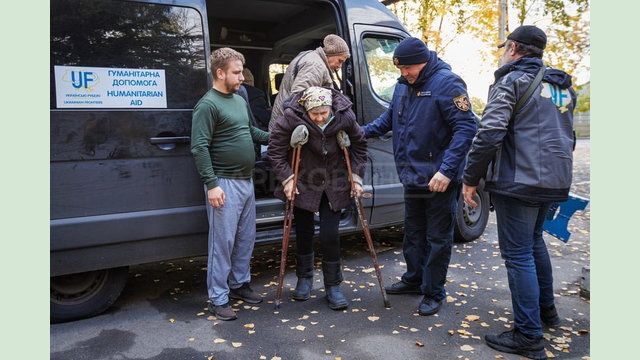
[322,260,349,310]
[292,252,314,301]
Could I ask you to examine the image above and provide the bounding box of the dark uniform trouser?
[400,183,459,301]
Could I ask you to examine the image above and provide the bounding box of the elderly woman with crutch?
[268,86,367,310]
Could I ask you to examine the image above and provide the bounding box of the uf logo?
[541,82,570,109]
[70,71,97,89]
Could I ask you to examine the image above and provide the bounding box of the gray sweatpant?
[205,178,256,306]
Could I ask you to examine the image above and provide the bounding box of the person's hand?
[428,171,451,192]
[207,186,225,209]
[462,184,478,208]
[351,182,363,198]
[283,179,299,201]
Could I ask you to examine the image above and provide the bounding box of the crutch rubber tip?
[384,300,391,309]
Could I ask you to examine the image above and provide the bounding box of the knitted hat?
[323,34,350,57]
[242,68,254,87]
[498,25,547,50]
[393,37,429,65]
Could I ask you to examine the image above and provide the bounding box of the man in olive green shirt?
[191,47,269,321]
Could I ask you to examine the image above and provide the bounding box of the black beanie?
[393,37,429,65]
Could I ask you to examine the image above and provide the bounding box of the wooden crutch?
[336,130,391,308]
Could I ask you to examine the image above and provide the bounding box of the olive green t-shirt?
[191,88,269,189]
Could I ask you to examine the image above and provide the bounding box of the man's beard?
[226,81,240,93]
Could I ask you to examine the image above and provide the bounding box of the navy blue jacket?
[363,51,477,187]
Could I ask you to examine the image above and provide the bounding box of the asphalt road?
[50,139,591,360]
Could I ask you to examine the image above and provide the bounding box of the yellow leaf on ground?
[213,338,226,344]
[325,350,332,354]
[465,315,480,321]
[494,355,504,359]
[188,338,195,342]
[244,323,255,329]
[295,325,306,331]
[409,328,419,332]
[232,342,242,348]
[434,323,444,327]
[271,357,281,360]
[460,345,474,351]
[415,341,424,347]
[368,316,380,322]
[169,318,175,323]
[196,312,205,316]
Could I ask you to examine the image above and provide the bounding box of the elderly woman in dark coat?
[268,86,367,310]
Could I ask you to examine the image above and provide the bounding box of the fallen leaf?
[409,328,419,332]
[188,337,195,342]
[213,338,226,344]
[271,357,281,360]
[368,316,380,322]
[169,318,175,323]
[494,355,505,359]
[325,350,332,354]
[295,325,306,331]
[460,345,474,351]
[232,342,242,348]
[415,341,424,347]
[244,323,255,329]
[392,330,400,334]
[465,315,480,322]
[196,312,205,316]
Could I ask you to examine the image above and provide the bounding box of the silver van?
[50,0,489,322]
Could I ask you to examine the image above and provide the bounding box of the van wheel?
[50,266,129,323]
[454,181,490,243]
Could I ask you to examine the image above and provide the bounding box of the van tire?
[454,181,490,243]
[50,266,129,323]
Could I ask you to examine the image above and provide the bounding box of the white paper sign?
[54,66,167,108]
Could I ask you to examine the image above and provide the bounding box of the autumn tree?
[383,0,590,83]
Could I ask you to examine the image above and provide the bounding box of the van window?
[362,37,401,103]
[50,0,207,109]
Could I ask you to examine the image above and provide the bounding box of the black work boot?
[485,329,548,360]
[322,260,349,310]
[540,305,560,327]
[292,252,315,301]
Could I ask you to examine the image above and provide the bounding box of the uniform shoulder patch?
[453,94,470,112]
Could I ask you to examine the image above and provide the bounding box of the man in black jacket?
[462,26,576,360]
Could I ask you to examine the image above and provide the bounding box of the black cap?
[498,25,547,50]
[393,37,429,65]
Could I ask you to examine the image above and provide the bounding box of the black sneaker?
[207,302,237,321]
[540,305,560,327]
[485,329,547,360]
[418,296,442,316]
[384,280,421,294]
[229,283,263,304]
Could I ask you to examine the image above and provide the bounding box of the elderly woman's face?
[307,106,331,125]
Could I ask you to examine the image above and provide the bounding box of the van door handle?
[149,136,191,144]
